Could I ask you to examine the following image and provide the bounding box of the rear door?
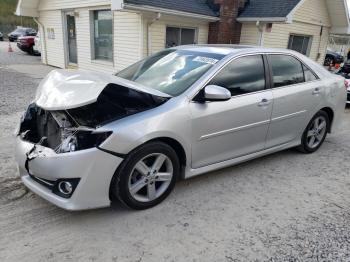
[265,54,322,148]
[190,54,273,168]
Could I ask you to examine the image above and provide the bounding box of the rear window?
[303,64,318,82]
[269,55,304,88]
[14,28,26,34]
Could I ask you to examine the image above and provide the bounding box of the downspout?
[256,21,264,46]
[147,12,161,56]
[316,25,323,61]
[33,17,48,64]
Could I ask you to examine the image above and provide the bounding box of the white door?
[65,13,77,65]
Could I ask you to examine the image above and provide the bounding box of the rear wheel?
[110,141,179,210]
[324,57,334,66]
[28,46,34,55]
[297,111,329,153]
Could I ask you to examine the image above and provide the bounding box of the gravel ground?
[1,41,350,262]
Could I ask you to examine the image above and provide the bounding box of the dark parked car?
[8,28,36,42]
[324,50,344,66]
[0,32,3,41]
[337,60,350,74]
[336,71,350,104]
[17,36,37,55]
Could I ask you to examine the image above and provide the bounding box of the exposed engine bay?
[18,83,169,153]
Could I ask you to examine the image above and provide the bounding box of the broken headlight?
[58,131,112,153]
[18,104,113,153]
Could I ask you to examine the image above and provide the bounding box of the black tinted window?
[269,55,304,87]
[209,55,266,96]
[303,65,318,82]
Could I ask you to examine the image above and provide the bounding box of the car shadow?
[62,148,300,218]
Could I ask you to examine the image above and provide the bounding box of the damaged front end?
[19,103,112,154]
[15,70,170,207]
[18,83,169,154]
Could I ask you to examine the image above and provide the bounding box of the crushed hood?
[35,69,171,110]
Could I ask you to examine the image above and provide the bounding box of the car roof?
[173,44,330,79]
[173,44,301,56]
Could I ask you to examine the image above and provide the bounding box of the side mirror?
[204,85,231,101]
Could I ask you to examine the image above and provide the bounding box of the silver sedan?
[15,45,347,210]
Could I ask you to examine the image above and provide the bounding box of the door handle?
[258,98,271,107]
[312,88,321,95]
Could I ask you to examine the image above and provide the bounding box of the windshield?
[116,49,225,96]
[13,28,26,34]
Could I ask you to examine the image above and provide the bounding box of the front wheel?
[110,141,180,210]
[324,57,333,66]
[297,111,329,153]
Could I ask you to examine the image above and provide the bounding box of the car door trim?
[271,110,307,123]
[199,119,271,141]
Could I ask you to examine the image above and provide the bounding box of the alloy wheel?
[128,153,173,203]
[306,116,327,149]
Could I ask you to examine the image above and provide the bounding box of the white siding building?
[238,0,350,64]
[15,0,350,71]
[15,0,217,73]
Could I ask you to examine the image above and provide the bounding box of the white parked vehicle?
[33,33,41,55]
[15,45,347,210]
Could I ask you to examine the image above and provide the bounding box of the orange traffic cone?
[8,41,13,52]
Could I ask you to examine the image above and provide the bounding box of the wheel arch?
[146,137,187,177]
[320,107,334,132]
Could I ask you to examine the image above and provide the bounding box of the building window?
[288,34,312,56]
[166,27,196,48]
[92,10,113,61]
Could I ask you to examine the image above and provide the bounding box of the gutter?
[33,17,48,65]
[237,17,288,23]
[124,4,220,21]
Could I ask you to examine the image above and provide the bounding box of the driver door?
[189,54,273,169]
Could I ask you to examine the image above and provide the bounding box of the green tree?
[0,0,37,35]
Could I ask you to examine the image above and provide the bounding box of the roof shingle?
[238,0,302,18]
[124,0,217,17]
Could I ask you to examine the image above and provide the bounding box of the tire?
[297,110,330,154]
[324,57,334,66]
[28,46,34,55]
[110,141,180,210]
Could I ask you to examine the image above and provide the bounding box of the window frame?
[90,9,114,63]
[287,34,313,57]
[165,25,198,48]
[266,53,320,90]
[191,53,271,102]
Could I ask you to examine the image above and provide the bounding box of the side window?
[303,64,318,82]
[209,55,266,96]
[269,55,304,88]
